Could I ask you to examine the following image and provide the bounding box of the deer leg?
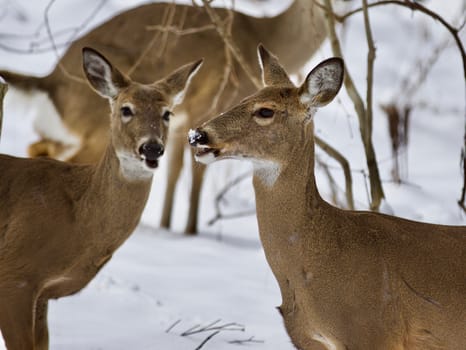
[160,132,185,229]
[184,148,206,234]
[34,296,49,350]
[0,290,35,350]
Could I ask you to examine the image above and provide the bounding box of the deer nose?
[188,128,209,146]
[139,142,164,160]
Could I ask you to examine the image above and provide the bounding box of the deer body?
[0,0,326,233]
[255,144,466,350]
[190,45,466,349]
[0,48,201,349]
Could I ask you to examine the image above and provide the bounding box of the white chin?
[195,152,217,165]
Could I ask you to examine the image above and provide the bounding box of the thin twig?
[0,77,7,143]
[315,136,355,209]
[322,0,385,210]
[460,140,466,212]
[208,171,253,225]
[194,331,220,350]
[336,0,466,83]
[228,336,265,345]
[166,319,182,333]
[201,0,262,89]
[316,155,340,207]
[181,320,244,336]
[146,23,216,35]
[155,1,178,61]
[127,2,175,76]
[201,0,355,211]
[362,0,375,149]
[206,7,238,116]
[208,210,256,226]
[44,0,87,84]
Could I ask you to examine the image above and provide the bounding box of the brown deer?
[189,45,466,350]
[0,48,202,350]
[0,0,326,234]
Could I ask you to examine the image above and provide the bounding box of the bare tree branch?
[194,331,220,350]
[335,0,466,83]
[181,319,245,336]
[0,76,7,143]
[199,0,355,212]
[362,0,375,151]
[208,171,254,225]
[322,0,385,210]
[228,336,265,344]
[315,136,355,209]
[165,319,182,333]
[316,155,340,206]
[200,0,262,89]
[44,0,97,84]
[459,146,466,213]
[328,0,466,202]
[127,1,176,76]
[146,23,216,35]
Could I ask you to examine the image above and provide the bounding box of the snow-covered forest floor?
[0,0,465,348]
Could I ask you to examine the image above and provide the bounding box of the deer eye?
[162,110,172,122]
[120,106,134,120]
[255,108,275,118]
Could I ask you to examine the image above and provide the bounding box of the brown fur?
[0,0,326,234]
[0,48,201,350]
[191,46,466,350]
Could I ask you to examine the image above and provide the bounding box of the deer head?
[189,44,343,182]
[82,47,202,177]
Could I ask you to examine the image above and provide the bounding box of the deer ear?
[299,57,344,107]
[159,59,203,107]
[257,44,293,87]
[82,47,130,98]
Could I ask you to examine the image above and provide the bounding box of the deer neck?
[246,0,326,73]
[78,136,152,240]
[252,122,326,276]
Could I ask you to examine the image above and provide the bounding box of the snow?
[0,0,465,349]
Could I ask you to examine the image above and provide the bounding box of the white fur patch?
[116,150,154,181]
[194,150,216,165]
[312,333,337,350]
[253,159,281,187]
[0,328,6,350]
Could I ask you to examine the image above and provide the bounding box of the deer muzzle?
[138,141,164,169]
[188,128,220,164]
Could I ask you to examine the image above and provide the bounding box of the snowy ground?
[0,0,465,349]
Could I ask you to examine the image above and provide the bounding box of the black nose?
[188,128,209,146]
[139,142,164,160]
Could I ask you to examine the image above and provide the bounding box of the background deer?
[0,48,201,350]
[0,0,326,234]
[189,45,466,350]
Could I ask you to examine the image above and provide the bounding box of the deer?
[189,44,466,350]
[0,0,327,234]
[0,48,202,350]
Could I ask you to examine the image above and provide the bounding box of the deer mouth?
[139,154,159,169]
[194,145,221,164]
[144,159,159,169]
